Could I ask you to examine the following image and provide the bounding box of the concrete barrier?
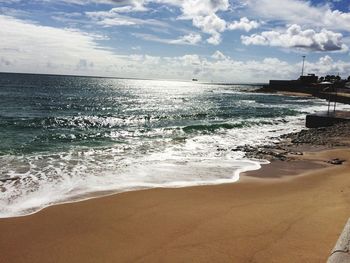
[306,111,350,128]
[328,218,350,263]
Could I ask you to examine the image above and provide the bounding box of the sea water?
[0,73,344,217]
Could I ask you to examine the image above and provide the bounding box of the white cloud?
[179,54,202,66]
[57,0,147,7]
[110,0,148,12]
[211,50,228,60]
[0,15,124,75]
[305,55,350,76]
[227,17,259,32]
[206,34,221,45]
[0,0,21,2]
[86,10,167,27]
[191,13,226,45]
[170,33,202,45]
[157,0,229,17]
[84,0,231,45]
[244,0,350,32]
[2,15,349,82]
[241,24,348,52]
[166,0,229,45]
[133,32,202,45]
[23,0,350,48]
[319,55,333,65]
[96,16,137,26]
[78,0,260,45]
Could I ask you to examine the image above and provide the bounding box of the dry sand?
[0,148,350,263]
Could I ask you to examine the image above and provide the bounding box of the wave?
[0,116,129,129]
[0,112,302,218]
[0,151,264,218]
[182,119,289,133]
[0,107,301,131]
[2,75,348,218]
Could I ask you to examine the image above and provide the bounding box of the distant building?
[299,74,318,84]
[268,74,319,93]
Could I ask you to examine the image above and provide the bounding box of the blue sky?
[0,0,350,82]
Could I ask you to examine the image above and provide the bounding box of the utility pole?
[301,55,306,76]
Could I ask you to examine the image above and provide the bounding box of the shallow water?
[0,73,343,217]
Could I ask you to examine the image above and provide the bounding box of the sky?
[0,0,350,82]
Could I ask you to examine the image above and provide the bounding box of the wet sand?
[0,148,350,262]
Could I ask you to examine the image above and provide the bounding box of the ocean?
[0,73,339,217]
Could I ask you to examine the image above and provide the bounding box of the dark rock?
[277,155,288,161]
[0,176,20,183]
[327,158,345,165]
[231,123,350,162]
[281,122,350,146]
[216,147,227,151]
[289,152,303,156]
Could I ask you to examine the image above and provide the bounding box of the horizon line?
[0,71,268,86]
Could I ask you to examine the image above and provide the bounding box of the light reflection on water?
[0,73,335,217]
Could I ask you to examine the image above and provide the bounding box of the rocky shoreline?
[233,122,350,163]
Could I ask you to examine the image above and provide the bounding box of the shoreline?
[1,86,347,219]
[1,142,350,262]
[2,108,350,261]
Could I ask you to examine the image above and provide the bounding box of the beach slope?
[0,149,350,263]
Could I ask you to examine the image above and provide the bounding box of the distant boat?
[192,78,198,82]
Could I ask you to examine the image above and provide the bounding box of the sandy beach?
[2,0,350,261]
[0,147,349,263]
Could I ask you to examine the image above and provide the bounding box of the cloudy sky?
[1,0,350,82]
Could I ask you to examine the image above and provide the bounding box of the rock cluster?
[233,122,350,161]
[282,122,350,146]
[327,158,345,165]
[232,145,291,161]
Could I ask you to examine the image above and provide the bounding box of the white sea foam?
[0,153,264,218]
[1,95,348,218]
